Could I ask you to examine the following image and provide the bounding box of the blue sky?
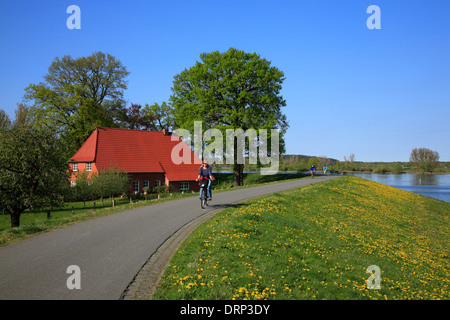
[0,0,449,162]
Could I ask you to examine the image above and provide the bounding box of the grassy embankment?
[0,172,308,246]
[153,176,449,300]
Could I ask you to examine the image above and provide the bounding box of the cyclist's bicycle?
[311,170,315,178]
[199,179,210,209]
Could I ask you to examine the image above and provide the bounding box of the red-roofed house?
[68,127,202,193]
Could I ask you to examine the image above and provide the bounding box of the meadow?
[153,176,449,300]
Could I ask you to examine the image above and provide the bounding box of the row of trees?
[70,169,129,208]
[71,169,173,206]
[274,148,443,173]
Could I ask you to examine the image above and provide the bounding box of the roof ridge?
[98,127,164,134]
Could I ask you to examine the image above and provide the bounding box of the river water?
[347,173,450,203]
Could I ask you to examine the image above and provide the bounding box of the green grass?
[0,172,308,247]
[153,176,449,300]
[212,172,308,189]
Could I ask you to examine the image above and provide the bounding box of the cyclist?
[323,165,327,175]
[310,165,316,177]
[196,160,214,200]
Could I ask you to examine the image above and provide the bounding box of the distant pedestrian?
[323,166,327,175]
[310,165,316,178]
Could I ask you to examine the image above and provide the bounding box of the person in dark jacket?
[196,160,214,200]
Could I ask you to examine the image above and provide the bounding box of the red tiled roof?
[70,127,202,181]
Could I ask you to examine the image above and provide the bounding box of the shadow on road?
[204,202,250,211]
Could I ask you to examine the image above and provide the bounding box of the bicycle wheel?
[200,194,205,209]
[201,188,208,209]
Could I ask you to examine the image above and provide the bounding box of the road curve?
[0,175,340,300]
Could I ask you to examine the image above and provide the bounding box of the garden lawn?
[153,176,449,300]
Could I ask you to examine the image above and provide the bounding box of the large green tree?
[24,51,130,156]
[0,124,70,228]
[170,48,288,186]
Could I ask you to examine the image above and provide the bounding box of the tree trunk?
[240,164,244,185]
[233,164,239,187]
[233,163,244,187]
[10,212,21,228]
[232,137,243,187]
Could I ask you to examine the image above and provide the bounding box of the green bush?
[373,164,391,174]
[391,162,404,173]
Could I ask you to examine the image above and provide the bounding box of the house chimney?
[162,128,170,136]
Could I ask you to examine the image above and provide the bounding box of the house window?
[73,163,78,172]
[143,181,149,189]
[179,182,189,191]
[70,180,76,187]
[155,180,161,187]
[133,181,139,194]
[86,163,92,171]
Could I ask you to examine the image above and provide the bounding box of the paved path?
[0,175,340,300]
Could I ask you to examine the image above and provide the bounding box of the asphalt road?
[0,175,340,300]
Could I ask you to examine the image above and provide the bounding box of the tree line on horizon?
[211,150,446,174]
[272,150,446,174]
